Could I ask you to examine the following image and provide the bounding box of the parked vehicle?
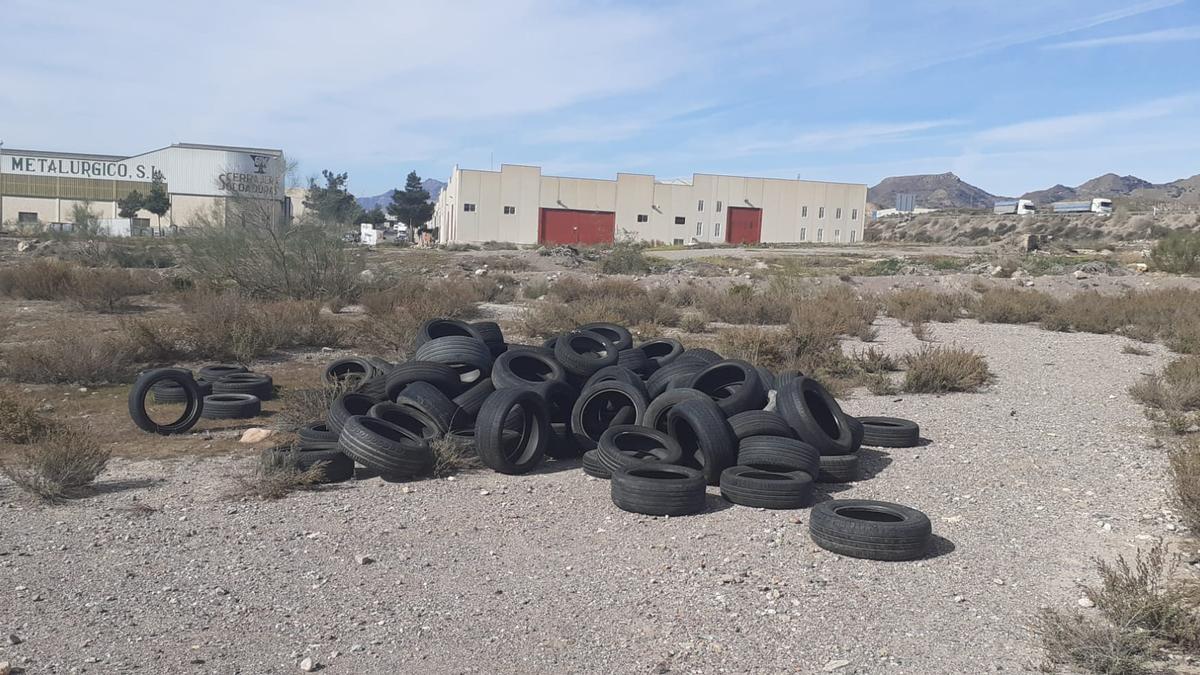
[1051,198,1113,215]
[993,199,1037,215]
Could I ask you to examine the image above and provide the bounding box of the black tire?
[213,372,274,400]
[474,387,550,475]
[645,360,705,399]
[666,398,736,486]
[413,318,484,349]
[756,367,776,392]
[584,365,648,401]
[554,330,619,378]
[720,465,813,509]
[639,338,683,370]
[492,350,566,389]
[367,402,444,440]
[151,377,212,403]
[450,378,495,429]
[394,381,459,435]
[643,388,708,433]
[327,393,377,435]
[582,449,611,479]
[354,374,389,402]
[576,322,634,352]
[809,499,932,561]
[323,357,379,386]
[198,363,248,382]
[777,377,856,456]
[616,347,649,374]
[847,416,865,452]
[365,356,394,374]
[128,368,204,435]
[610,464,706,516]
[675,348,721,367]
[818,454,860,483]
[737,435,821,478]
[596,425,683,474]
[338,415,432,478]
[201,394,262,420]
[270,444,354,483]
[546,421,581,460]
[686,359,767,416]
[727,410,795,441]
[571,380,648,450]
[384,361,463,401]
[471,320,505,349]
[298,421,339,446]
[856,416,920,448]
[775,370,802,391]
[414,336,494,384]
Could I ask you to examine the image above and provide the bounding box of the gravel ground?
[0,319,1181,674]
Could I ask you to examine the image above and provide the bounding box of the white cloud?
[973,95,1199,145]
[1043,25,1200,49]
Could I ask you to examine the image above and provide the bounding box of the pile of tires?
[199,365,274,420]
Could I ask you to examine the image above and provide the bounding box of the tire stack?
[200,365,274,420]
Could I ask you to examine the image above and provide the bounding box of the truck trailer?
[1051,198,1113,215]
[994,199,1037,215]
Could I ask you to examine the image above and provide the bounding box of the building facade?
[432,164,868,245]
[0,143,286,230]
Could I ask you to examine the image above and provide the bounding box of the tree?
[361,205,387,226]
[303,170,363,226]
[70,200,99,234]
[117,191,144,219]
[387,171,433,236]
[144,175,171,235]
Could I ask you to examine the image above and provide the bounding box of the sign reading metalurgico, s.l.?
[4,155,158,181]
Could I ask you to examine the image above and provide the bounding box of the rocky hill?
[870,171,1200,209]
[867,173,1003,210]
[357,179,446,211]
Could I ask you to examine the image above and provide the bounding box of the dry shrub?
[522,279,551,299]
[697,284,792,325]
[1041,291,1129,335]
[1169,438,1200,533]
[0,259,76,299]
[1083,541,1200,648]
[2,329,139,384]
[1034,609,1152,675]
[884,288,968,325]
[1129,357,1200,433]
[481,256,530,272]
[976,288,1057,324]
[1,425,109,502]
[1122,343,1152,356]
[0,391,55,444]
[679,312,709,334]
[800,285,879,341]
[1150,230,1200,274]
[273,384,348,432]
[522,279,680,338]
[360,279,481,354]
[599,242,653,275]
[862,373,899,395]
[0,259,159,311]
[232,446,326,500]
[902,345,992,393]
[716,326,797,371]
[430,434,483,477]
[852,346,898,373]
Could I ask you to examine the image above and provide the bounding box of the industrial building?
[432,164,867,245]
[0,143,286,230]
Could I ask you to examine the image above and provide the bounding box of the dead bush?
[360,279,482,354]
[1122,344,1152,356]
[1034,609,1152,675]
[273,384,348,432]
[0,259,76,299]
[0,392,56,444]
[1083,541,1200,648]
[1129,357,1200,432]
[884,288,968,325]
[2,329,139,384]
[862,373,899,395]
[1169,438,1200,533]
[430,434,483,477]
[976,288,1057,324]
[522,279,680,338]
[679,312,709,334]
[522,279,551,299]
[716,326,797,371]
[851,346,899,373]
[697,284,792,325]
[902,345,992,393]
[599,242,653,275]
[1042,292,1129,335]
[0,425,110,501]
[66,268,160,312]
[232,446,326,500]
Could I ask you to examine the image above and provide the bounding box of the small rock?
[953,595,965,603]
[6,634,21,645]
[355,555,375,566]
[300,656,318,672]
[479,489,491,496]
[473,268,487,277]
[1078,597,1095,608]
[1072,270,1088,280]
[990,265,1006,277]
[239,428,275,444]
[823,659,851,672]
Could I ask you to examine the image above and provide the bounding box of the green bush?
[1150,231,1200,274]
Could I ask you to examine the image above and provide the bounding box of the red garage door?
[726,207,763,244]
[539,208,616,245]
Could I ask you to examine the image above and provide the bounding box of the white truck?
[993,199,1037,215]
[1051,198,1113,215]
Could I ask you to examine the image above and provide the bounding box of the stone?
[473,268,488,277]
[1078,597,1095,608]
[1132,263,1149,274]
[6,634,20,645]
[355,555,374,565]
[1072,270,1089,280]
[823,659,851,672]
[239,428,275,443]
[16,240,34,253]
[990,266,1006,277]
[300,657,318,672]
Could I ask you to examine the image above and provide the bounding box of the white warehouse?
[431,164,868,246]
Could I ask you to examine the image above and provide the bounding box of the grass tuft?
[232,446,326,500]
[1,425,109,502]
[901,345,992,393]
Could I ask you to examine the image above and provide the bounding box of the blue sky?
[3,0,1198,198]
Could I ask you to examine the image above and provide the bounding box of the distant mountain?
[1022,173,1155,203]
[867,172,1001,210]
[357,178,446,211]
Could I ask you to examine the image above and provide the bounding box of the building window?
[802,206,808,218]
[818,207,825,219]
[834,229,841,241]
[800,227,807,240]
[17,212,38,223]
[849,230,857,243]
[673,238,684,245]
[637,214,648,223]
[698,199,704,211]
[503,205,515,215]
[835,208,842,219]
[463,203,476,212]
[817,228,823,242]
[696,222,703,236]
[851,208,858,220]
[716,200,723,212]
[674,216,685,225]
[714,222,722,237]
